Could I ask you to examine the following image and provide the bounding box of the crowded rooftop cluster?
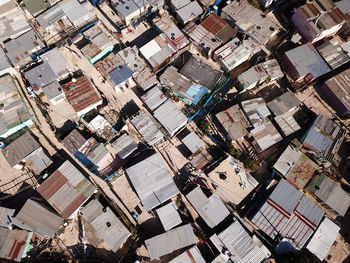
[0,0,349,262]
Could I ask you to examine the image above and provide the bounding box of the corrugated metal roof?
[0,207,14,228]
[215,105,249,141]
[139,33,177,70]
[169,246,205,263]
[130,110,164,145]
[190,148,213,170]
[81,199,130,252]
[210,220,271,263]
[341,40,350,54]
[176,1,203,24]
[241,98,271,127]
[273,145,318,189]
[112,133,138,159]
[62,76,102,115]
[284,44,330,80]
[0,227,30,262]
[117,46,159,90]
[0,0,31,42]
[179,55,222,91]
[323,67,350,111]
[238,64,269,89]
[42,81,63,100]
[307,217,340,260]
[59,0,96,28]
[36,4,65,28]
[267,91,301,116]
[269,179,302,214]
[87,115,115,137]
[4,29,44,66]
[309,174,350,216]
[181,132,204,154]
[336,0,350,15]
[117,46,144,73]
[24,62,57,88]
[251,179,324,249]
[86,143,109,165]
[141,85,168,111]
[80,24,113,62]
[153,100,187,137]
[316,39,349,69]
[37,160,96,218]
[25,147,52,173]
[200,13,236,43]
[170,0,190,10]
[303,114,345,162]
[62,129,87,154]
[292,1,347,42]
[0,48,11,71]
[154,16,190,50]
[183,22,221,56]
[214,38,261,71]
[262,59,284,81]
[0,74,31,136]
[186,186,230,228]
[145,224,196,259]
[111,0,139,21]
[41,48,70,78]
[251,121,282,152]
[222,0,279,45]
[274,109,301,137]
[156,201,182,231]
[95,52,133,87]
[160,66,209,105]
[2,132,41,167]
[125,153,179,211]
[12,199,63,238]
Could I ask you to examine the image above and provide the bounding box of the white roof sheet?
[210,220,271,263]
[169,246,205,263]
[112,133,138,159]
[156,202,182,231]
[140,39,162,59]
[274,110,301,137]
[130,110,164,145]
[154,100,187,137]
[88,115,115,136]
[0,0,31,42]
[252,179,324,249]
[141,85,167,111]
[182,132,204,154]
[307,218,340,261]
[285,44,330,79]
[241,98,271,127]
[214,39,261,71]
[81,199,130,252]
[176,1,203,24]
[125,153,179,211]
[59,0,96,28]
[250,122,282,152]
[145,224,196,259]
[186,187,230,228]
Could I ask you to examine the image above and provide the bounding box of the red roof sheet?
[201,13,228,35]
[37,170,68,199]
[62,76,102,114]
[61,194,86,218]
